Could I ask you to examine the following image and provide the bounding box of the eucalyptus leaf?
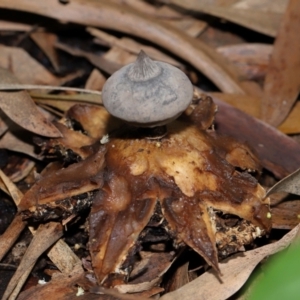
[0,68,62,138]
[266,168,300,197]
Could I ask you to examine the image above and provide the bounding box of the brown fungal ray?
[161,191,220,271]
[186,95,261,171]
[89,120,271,282]
[89,175,159,283]
[19,146,107,212]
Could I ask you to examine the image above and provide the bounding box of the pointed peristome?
[128,50,161,82]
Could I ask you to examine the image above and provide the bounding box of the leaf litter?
[0,1,300,300]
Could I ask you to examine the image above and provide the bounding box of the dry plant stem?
[8,265,35,300]
[0,84,102,96]
[2,222,64,300]
[0,215,26,261]
[30,92,102,106]
[261,0,300,126]
[0,170,26,260]
[0,0,246,94]
[0,170,23,205]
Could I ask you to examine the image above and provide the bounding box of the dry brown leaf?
[90,286,150,300]
[88,27,182,66]
[276,104,300,134]
[267,168,300,197]
[163,17,207,38]
[217,43,272,80]
[55,41,122,75]
[0,20,32,31]
[0,130,40,158]
[0,0,246,93]
[232,0,288,13]
[239,80,263,98]
[111,0,175,17]
[0,68,61,137]
[103,46,136,66]
[210,94,300,178]
[18,264,84,300]
[0,110,9,136]
[161,224,300,300]
[30,31,60,72]
[0,160,83,270]
[261,0,300,126]
[85,69,106,91]
[4,159,35,183]
[2,222,64,300]
[0,45,74,86]
[0,167,83,300]
[115,252,175,293]
[113,1,207,37]
[167,0,282,37]
[211,92,300,134]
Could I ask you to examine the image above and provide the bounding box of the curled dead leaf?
[0,68,61,137]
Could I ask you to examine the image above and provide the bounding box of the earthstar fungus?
[102,50,194,127]
[88,52,272,283]
[20,52,271,287]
